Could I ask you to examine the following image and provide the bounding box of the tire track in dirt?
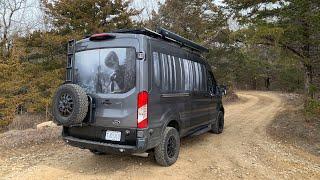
[1,91,320,180]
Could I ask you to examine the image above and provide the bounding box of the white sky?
[25,0,165,31]
[0,0,44,34]
[10,0,234,33]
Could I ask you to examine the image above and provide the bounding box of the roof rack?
[157,28,209,53]
[112,28,209,53]
[112,28,161,38]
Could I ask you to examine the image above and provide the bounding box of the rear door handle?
[102,100,112,105]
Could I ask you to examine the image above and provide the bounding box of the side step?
[132,153,149,158]
[188,124,211,137]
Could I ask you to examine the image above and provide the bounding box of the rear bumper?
[62,126,150,154]
[63,136,147,154]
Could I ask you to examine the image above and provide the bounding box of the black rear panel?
[63,126,137,146]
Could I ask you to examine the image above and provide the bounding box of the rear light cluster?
[137,91,148,129]
[89,33,115,41]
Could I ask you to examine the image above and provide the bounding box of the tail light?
[137,91,148,129]
[89,33,115,41]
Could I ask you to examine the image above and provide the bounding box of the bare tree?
[132,0,163,22]
[0,0,27,58]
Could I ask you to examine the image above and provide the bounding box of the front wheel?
[154,127,180,166]
[210,111,224,134]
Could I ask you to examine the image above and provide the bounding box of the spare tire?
[52,84,88,126]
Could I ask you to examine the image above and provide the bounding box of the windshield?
[74,48,136,94]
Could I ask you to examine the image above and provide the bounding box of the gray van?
[52,28,226,166]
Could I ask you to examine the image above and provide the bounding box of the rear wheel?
[154,127,180,166]
[211,111,224,134]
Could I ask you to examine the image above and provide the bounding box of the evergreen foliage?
[42,0,140,35]
[0,0,141,129]
[0,0,318,129]
[224,0,320,99]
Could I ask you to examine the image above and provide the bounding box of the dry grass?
[267,93,320,156]
[7,114,50,131]
[0,113,61,150]
[0,127,62,150]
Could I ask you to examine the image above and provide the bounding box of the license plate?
[105,131,121,141]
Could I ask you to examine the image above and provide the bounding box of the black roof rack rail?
[112,28,162,38]
[112,27,209,53]
[157,28,209,53]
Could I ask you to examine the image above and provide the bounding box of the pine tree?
[147,0,227,44]
[224,0,320,99]
[42,0,141,35]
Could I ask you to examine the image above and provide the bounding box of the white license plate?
[105,131,121,141]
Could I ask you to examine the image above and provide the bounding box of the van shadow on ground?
[45,132,220,176]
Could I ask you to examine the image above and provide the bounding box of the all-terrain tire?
[52,84,88,126]
[210,111,224,134]
[154,127,180,166]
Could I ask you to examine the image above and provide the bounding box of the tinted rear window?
[74,48,136,94]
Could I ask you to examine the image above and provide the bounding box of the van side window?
[208,72,216,94]
[161,53,169,91]
[197,63,202,91]
[189,60,195,91]
[167,55,173,91]
[201,64,207,92]
[194,62,199,91]
[153,52,161,87]
[178,58,185,91]
[173,56,179,91]
[173,57,179,91]
[157,55,208,93]
[183,59,190,91]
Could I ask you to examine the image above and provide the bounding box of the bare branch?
[0,0,28,58]
[235,37,307,63]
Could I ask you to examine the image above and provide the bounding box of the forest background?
[0,0,319,130]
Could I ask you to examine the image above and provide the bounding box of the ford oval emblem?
[112,120,121,126]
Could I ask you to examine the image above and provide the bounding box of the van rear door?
[74,47,138,128]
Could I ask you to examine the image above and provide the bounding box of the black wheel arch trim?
[159,109,182,138]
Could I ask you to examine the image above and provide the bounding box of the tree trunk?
[1,28,10,58]
[252,77,257,90]
[265,77,271,90]
[46,104,48,121]
[304,64,314,99]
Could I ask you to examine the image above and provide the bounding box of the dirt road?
[1,91,319,179]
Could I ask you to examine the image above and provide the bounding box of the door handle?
[102,100,112,105]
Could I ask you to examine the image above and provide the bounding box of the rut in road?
[2,91,320,180]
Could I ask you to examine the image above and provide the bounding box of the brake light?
[137,91,148,129]
[89,33,115,41]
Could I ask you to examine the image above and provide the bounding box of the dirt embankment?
[0,91,319,180]
[267,93,320,156]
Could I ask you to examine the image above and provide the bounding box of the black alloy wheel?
[58,93,74,117]
[218,113,224,133]
[167,136,177,158]
[52,84,88,126]
[154,127,180,166]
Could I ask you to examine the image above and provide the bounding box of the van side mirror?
[219,85,227,96]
